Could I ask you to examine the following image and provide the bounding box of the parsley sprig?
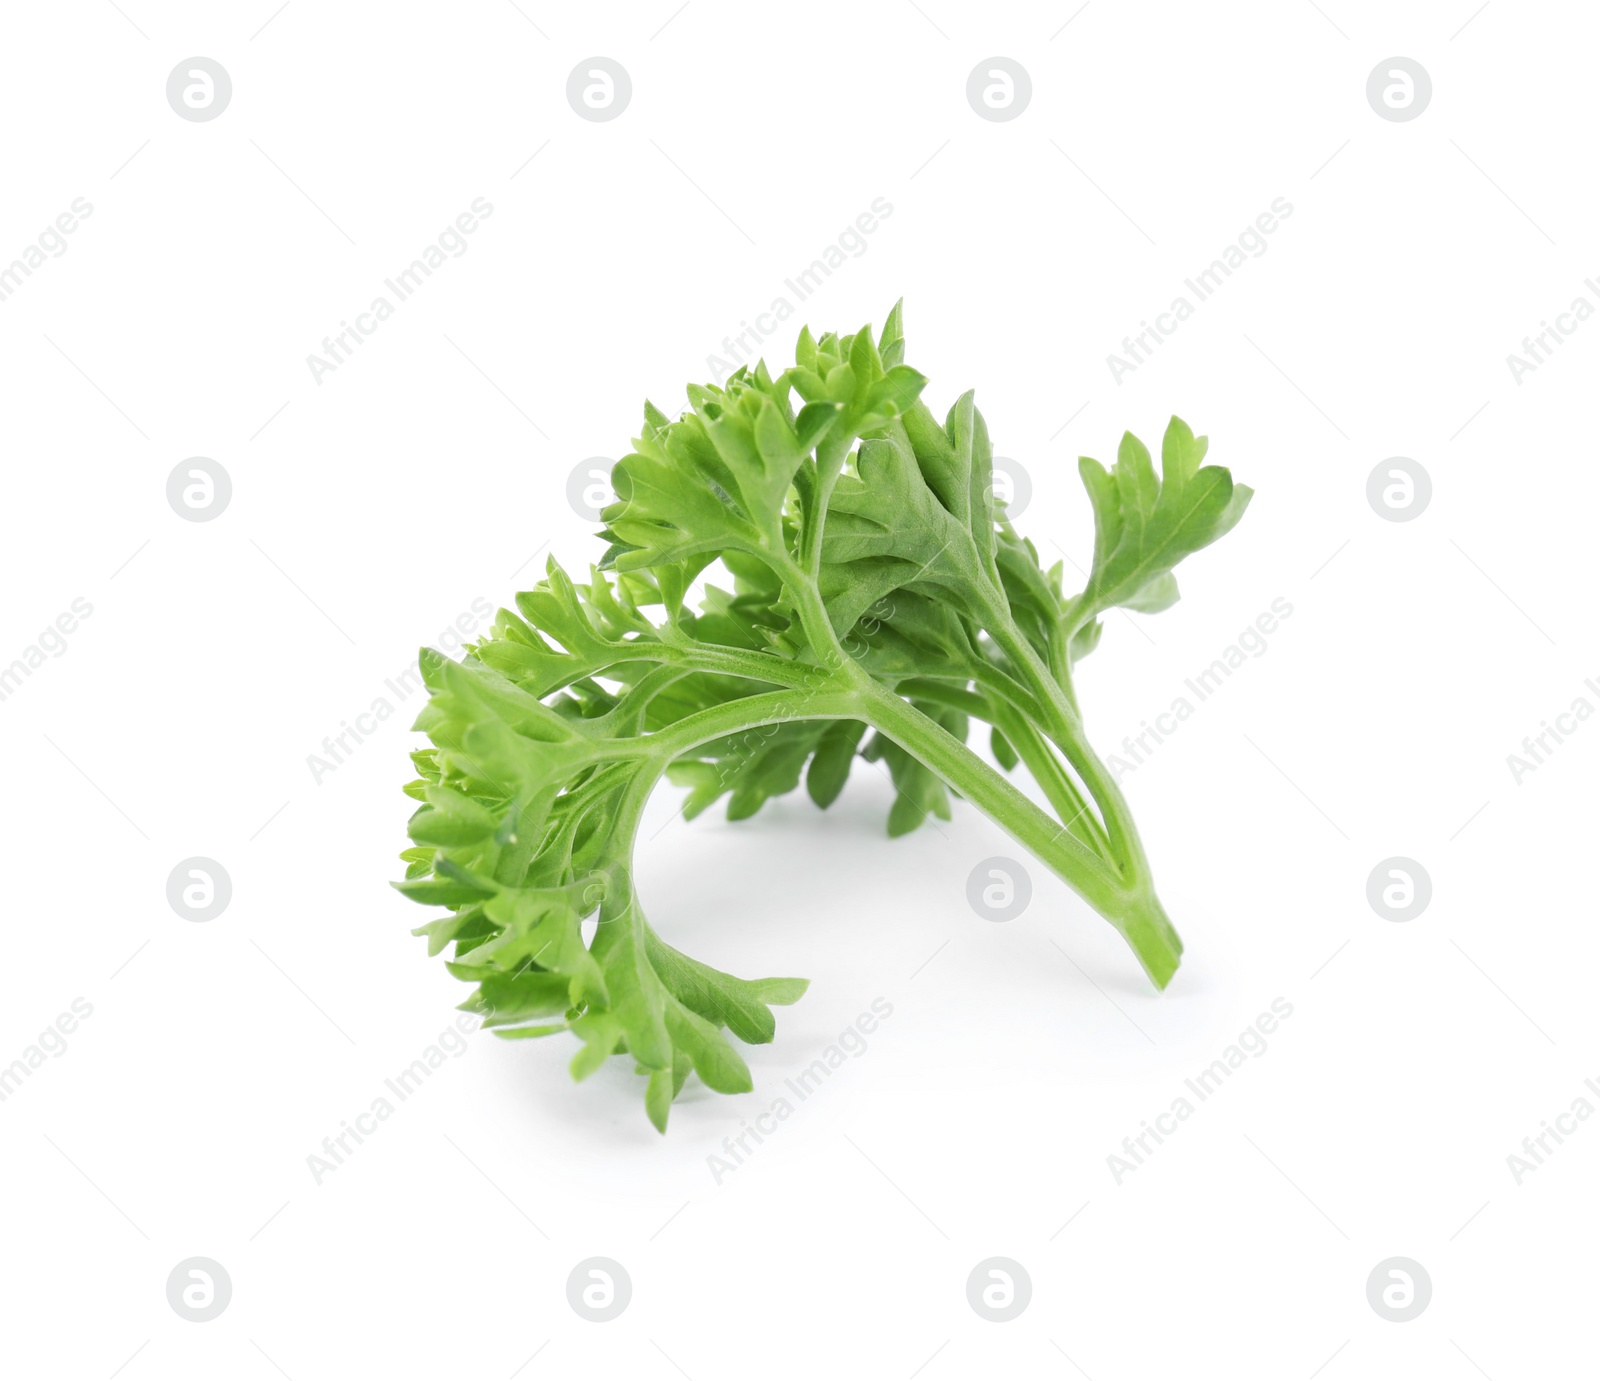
[394,303,1251,1130]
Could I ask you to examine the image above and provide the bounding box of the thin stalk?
[850,678,1128,915]
[604,575,1182,984]
[988,701,1113,863]
[895,679,1111,864]
[985,617,1145,881]
[644,686,864,765]
[621,673,1123,904]
[975,610,1183,986]
[800,435,852,582]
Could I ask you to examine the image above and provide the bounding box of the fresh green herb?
[393,303,1250,1130]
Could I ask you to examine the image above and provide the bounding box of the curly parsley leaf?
[392,303,1250,1129]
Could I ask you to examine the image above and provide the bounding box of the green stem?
[620,640,831,692]
[985,619,1145,881]
[776,553,854,675]
[621,673,1118,901]
[976,614,1182,986]
[988,701,1113,862]
[801,435,852,582]
[850,678,1128,915]
[605,610,1183,986]
[895,679,1110,864]
[644,686,865,764]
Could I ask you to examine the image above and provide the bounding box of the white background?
[2,1,1595,1377]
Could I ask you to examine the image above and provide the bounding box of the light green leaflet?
[393,302,1251,1131]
